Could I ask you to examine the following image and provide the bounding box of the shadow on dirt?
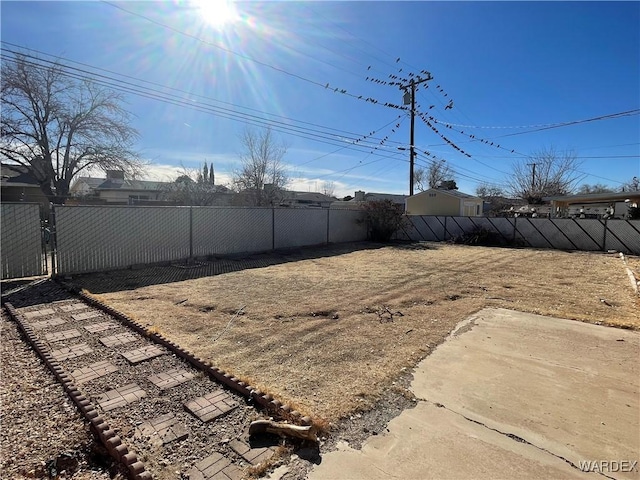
[64,242,395,295]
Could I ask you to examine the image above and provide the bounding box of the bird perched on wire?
[445,99,454,110]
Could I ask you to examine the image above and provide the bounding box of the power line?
[99,1,396,110]
[1,50,404,156]
[1,41,403,146]
[494,110,640,138]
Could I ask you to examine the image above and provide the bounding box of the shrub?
[361,200,406,242]
[449,226,507,247]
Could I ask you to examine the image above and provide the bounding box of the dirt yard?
[77,243,639,424]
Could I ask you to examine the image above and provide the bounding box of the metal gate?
[1,203,47,279]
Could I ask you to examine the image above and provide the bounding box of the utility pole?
[400,75,432,196]
[527,162,537,196]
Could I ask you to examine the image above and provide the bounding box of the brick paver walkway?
[97,383,146,412]
[7,281,276,480]
[148,368,195,390]
[30,317,66,329]
[136,413,189,446]
[122,345,166,364]
[45,329,82,342]
[50,343,93,361]
[184,390,238,423]
[229,440,276,465]
[72,311,102,321]
[99,332,138,347]
[84,321,119,333]
[58,303,89,312]
[23,308,55,319]
[70,360,119,384]
[188,452,243,480]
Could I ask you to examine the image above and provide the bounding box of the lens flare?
[193,0,239,29]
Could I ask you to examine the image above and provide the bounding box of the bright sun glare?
[194,0,239,29]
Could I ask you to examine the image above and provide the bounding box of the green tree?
[202,161,208,183]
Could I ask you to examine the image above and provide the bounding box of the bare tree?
[161,165,223,206]
[321,180,336,197]
[620,177,639,192]
[508,147,583,203]
[414,159,455,191]
[576,183,614,194]
[476,183,508,216]
[1,54,143,203]
[232,127,289,206]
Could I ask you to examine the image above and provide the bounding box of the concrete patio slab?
[309,308,640,480]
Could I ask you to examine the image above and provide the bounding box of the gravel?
[0,309,122,479]
[2,282,281,480]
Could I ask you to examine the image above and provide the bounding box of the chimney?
[354,190,365,201]
[106,170,125,185]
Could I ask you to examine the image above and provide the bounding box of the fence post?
[189,206,193,261]
[49,205,57,277]
[444,216,448,241]
[602,218,608,252]
[326,209,330,244]
[272,208,276,251]
[513,216,517,244]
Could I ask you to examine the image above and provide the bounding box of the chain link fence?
[1,203,47,279]
[54,206,367,274]
[11,205,636,278]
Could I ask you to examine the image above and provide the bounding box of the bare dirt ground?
[74,243,639,426]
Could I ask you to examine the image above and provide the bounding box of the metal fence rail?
[401,215,640,254]
[1,203,46,279]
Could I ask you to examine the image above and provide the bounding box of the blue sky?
[2,1,639,197]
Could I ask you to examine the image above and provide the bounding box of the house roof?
[544,191,640,203]
[0,163,41,188]
[347,192,408,204]
[284,191,336,203]
[74,177,104,189]
[73,176,168,191]
[410,188,480,200]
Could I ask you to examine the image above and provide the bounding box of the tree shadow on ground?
[1,278,76,309]
[65,242,392,295]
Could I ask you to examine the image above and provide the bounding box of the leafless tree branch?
[1,54,144,203]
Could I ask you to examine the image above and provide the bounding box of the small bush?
[361,200,406,242]
[449,226,507,247]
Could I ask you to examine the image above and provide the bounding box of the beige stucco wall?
[97,189,159,203]
[406,190,483,216]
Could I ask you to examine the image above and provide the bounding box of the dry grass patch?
[84,244,639,422]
